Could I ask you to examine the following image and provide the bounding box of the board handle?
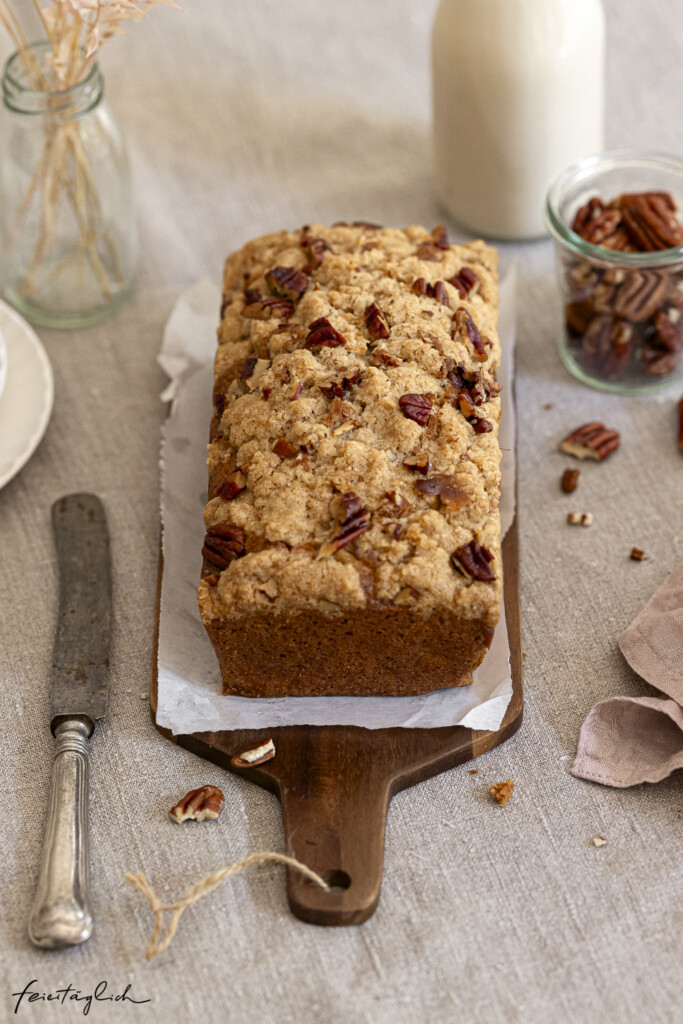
[278,770,391,926]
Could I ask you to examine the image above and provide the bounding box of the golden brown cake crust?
[198,223,502,696]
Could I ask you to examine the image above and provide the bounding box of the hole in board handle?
[322,869,351,891]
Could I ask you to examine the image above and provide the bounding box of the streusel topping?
[199,223,502,628]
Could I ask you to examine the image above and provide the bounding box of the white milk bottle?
[432,0,605,240]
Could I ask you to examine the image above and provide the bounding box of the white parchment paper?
[157,271,517,734]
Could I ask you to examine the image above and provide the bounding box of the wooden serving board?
[149,516,522,927]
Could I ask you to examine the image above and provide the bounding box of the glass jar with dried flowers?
[0,1,175,328]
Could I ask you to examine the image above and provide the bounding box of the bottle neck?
[2,42,103,119]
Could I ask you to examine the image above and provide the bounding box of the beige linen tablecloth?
[1,2,682,1021]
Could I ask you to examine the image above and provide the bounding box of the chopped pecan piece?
[378,490,413,519]
[489,780,514,806]
[291,381,303,401]
[451,539,496,582]
[448,266,480,299]
[243,295,294,320]
[304,317,347,349]
[403,452,430,475]
[398,392,435,426]
[453,306,487,361]
[330,421,355,437]
[266,265,309,301]
[240,357,270,390]
[415,226,451,260]
[325,397,358,428]
[318,367,360,398]
[364,302,390,340]
[432,225,449,249]
[561,468,580,493]
[318,492,370,557]
[559,422,620,461]
[215,466,248,502]
[230,738,276,768]
[259,579,278,601]
[371,348,400,368]
[410,278,450,306]
[567,512,593,527]
[271,322,308,343]
[456,392,475,419]
[415,474,469,511]
[415,243,443,261]
[240,357,257,380]
[169,785,224,823]
[300,233,330,271]
[245,534,269,553]
[215,357,248,393]
[630,547,647,561]
[433,281,450,307]
[393,587,419,604]
[424,413,439,440]
[213,391,226,421]
[446,374,495,432]
[273,438,299,459]
[444,359,481,391]
[215,467,248,502]
[202,524,246,569]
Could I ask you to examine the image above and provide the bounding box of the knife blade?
[50,493,111,728]
[28,493,112,949]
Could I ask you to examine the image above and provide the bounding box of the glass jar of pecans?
[545,151,683,393]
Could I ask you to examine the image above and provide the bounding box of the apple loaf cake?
[198,223,502,696]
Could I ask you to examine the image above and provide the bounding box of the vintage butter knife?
[28,494,112,949]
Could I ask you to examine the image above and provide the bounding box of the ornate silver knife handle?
[28,719,93,948]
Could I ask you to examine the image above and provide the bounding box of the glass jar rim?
[544,148,683,267]
[2,41,102,116]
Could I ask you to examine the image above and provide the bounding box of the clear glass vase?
[0,43,136,328]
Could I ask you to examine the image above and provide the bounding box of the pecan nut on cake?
[198,223,503,696]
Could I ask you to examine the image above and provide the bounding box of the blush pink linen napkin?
[572,562,683,787]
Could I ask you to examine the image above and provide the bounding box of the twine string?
[126,851,330,960]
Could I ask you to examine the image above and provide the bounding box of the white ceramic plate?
[0,299,54,491]
[0,325,7,403]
